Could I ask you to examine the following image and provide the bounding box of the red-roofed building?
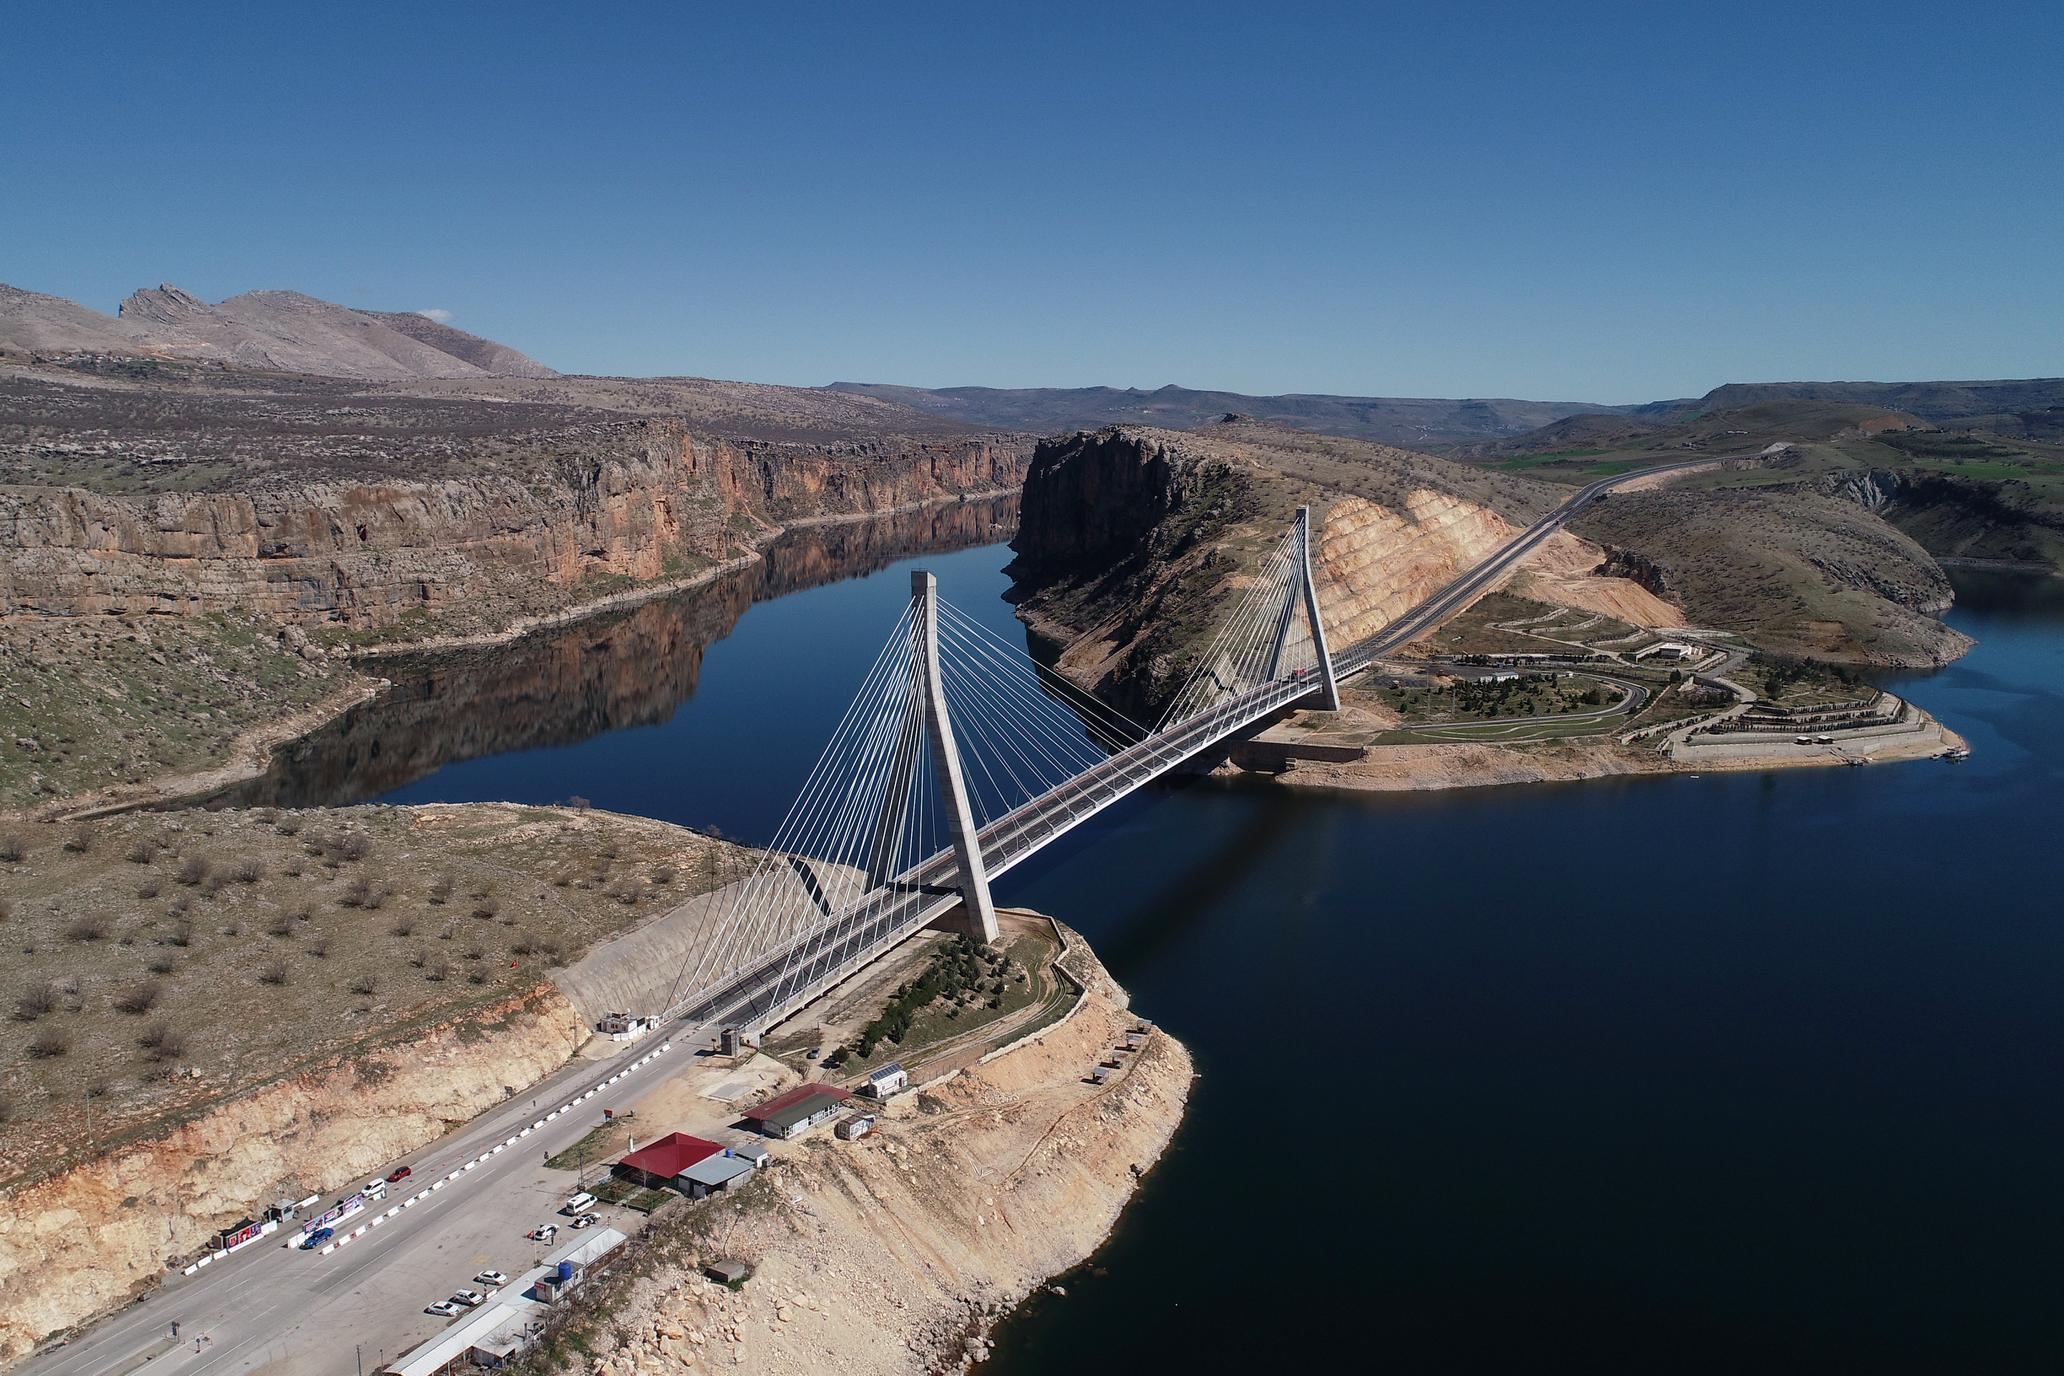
[616,1133,723,1189]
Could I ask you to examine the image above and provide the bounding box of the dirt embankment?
[534,932,1191,1376]
[0,987,586,1361]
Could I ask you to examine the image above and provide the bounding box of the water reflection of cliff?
[223,495,1019,808]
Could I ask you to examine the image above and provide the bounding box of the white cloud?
[416,308,454,324]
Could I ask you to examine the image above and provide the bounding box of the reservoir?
[251,513,2064,1371]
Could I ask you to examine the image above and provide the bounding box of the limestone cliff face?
[0,988,584,1360]
[0,427,1027,628]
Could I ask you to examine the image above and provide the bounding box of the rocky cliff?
[0,987,586,1360]
[1795,468,2064,572]
[0,425,1027,633]
[216,496,1020,809]
[1007,423,1583,716]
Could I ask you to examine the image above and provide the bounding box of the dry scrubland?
[0,802,753,1189]
[0,612,374,812]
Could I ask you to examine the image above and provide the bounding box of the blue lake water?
[327,532,2064,1373]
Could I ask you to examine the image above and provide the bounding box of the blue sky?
[2,1,2057,402]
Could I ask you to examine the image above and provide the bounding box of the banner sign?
[303,1191,367,1235]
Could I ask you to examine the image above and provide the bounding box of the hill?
[825,381,1634,448]
[0,282,559,381]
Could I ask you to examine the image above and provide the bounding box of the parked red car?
[386,1166,412,1182]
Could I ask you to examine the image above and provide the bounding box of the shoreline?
[1269,707,1967,795]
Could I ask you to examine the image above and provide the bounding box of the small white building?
[1636,642,1701,662]
[864,1063,909,1099]
[835,1113,877,1141]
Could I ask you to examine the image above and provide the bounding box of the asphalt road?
[22,1037,692,1376]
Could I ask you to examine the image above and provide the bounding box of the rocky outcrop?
[0,426,1028,629]
[1798,468,2064,572]
[1008,425,1558,716]
[1593,545,1672,598]
[0,987,586,1360]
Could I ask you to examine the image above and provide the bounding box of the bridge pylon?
[1264,506,1339,711]
[908,570,1000,944]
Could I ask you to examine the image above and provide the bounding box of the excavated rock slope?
[0,988,585,1360]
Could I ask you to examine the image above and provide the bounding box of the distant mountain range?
[824,382,1663,448]
[5,280,2055,445]
[0,282,557,381]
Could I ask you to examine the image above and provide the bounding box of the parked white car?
[425,1300,462,1318]
[451,1289,487,1308]
[475,1270,510,1287]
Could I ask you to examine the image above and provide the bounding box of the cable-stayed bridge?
[659,462,1704,1039]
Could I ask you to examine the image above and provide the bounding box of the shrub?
[467,970,487,985]
[510,936,535,956]
[597,842,619,861]
[233,859,264,884]
[306,936,330,959]
[220,922,239,937]
[0,834,24,863]
[568,795,590,813]
[177,856,212,887]
[27,1028,70,1058]
[127,840,157,865]
[651,866,675,886]
[112,981,162,1014]
[280,857,304,878]
[439,922,457,941]
[140,1019,187,1060]
[146,955,175,975]
[425,957,452,983]
[536,938,565,966]
[362,885,391,911]
[406,950,426,968]
[256,960,289,986]
[464,945,484,961]
[389,916,414,937]
[63,826,95,854]
[471,898,500,921]
[266,916,294,937]
[338,834,371,863]
[428,874,454,905]
[276,816,302,838]
[348,974,379,996]
[168,919,193,947]
[85,1077,110,1099]
[14,983,55,1020]
[340,878,371,908]
[65,916,111,942]
[137,878,162,900]
[200,872,227,897]
[166,893,190,916]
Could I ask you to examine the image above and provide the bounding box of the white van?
[563,1191,596,1215]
